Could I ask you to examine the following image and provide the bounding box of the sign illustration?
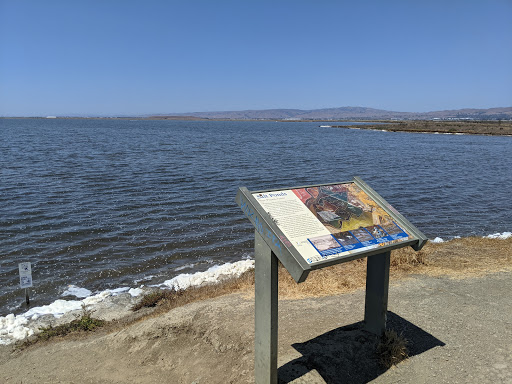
[253,182,410,264]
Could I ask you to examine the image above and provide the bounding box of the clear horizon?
[1,1,511,116]
[2,105,512,118]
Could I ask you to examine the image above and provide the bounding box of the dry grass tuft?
[131,289,183,311]
[376,330,409,368]
[410,237,512,278]
[277,258,368,299]
[276,243,431,300]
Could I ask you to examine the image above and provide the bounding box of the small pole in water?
[19,262,33,307]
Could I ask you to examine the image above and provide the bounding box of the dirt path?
[0,271,510,383]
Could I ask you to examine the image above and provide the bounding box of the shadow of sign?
[278,311,445,384]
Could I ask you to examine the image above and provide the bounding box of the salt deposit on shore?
[484,232,511,240]
[0,259,254,345]
[159,259,254,290]
[430,232,510,243]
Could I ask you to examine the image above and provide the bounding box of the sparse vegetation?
[22,305,106,347]
[131,289,184,311]
[376,330,409,368]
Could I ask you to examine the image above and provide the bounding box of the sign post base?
[364,251,391,335]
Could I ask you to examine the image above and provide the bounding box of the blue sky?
[1,0,511,116]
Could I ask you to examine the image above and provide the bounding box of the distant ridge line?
[159,106,512,121]
[2,106,511,119]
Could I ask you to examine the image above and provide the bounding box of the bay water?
[1,119,510,315]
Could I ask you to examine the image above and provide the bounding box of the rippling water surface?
[0,119,510,314]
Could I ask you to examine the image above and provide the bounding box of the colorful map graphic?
[293,183,410,258]
[293,184,393,233]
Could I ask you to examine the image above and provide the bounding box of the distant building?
[46,116,57,119]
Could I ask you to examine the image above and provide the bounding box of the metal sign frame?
[236,176,428,384]
[236,176,427,283]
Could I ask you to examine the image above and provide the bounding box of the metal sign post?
[254,231,278,383]
[236,177,427,384]
[364,251,390,335]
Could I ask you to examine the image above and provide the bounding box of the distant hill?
[162,106,512,120]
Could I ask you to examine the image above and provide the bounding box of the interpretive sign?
[236,177,427,384]
[236,176,427,283]
[18,262,33,289]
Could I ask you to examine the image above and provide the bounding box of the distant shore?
[2,117,511,136]
[332,120,512,136]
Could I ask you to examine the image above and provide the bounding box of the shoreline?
[3,117,511,136]
[0,259,255,344]
[0,232,510,346]
[331,120,512,136]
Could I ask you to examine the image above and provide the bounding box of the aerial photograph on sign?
[253,182,411,264]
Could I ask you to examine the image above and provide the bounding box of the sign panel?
[253,182,411,265]
[236,177,427,282]
[19,262,33,288]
